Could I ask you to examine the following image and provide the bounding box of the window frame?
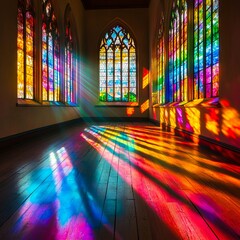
[98,23,138,105]
[17,0,35,100]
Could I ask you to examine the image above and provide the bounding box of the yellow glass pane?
[17,38,24,49]
[17,75,24,98]
[17,48,24,98]
[130,46,135,53]
[26,55,33,66]
[100,47,106,53]
[42,88,47,101]
[55,87,60,101]
[26,75,33,99]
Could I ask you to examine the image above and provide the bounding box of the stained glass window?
[65,20,76,103]
[17,0,34,99]
[157,19,165,104]
[168,0,187,103]
[42,0,60,102]
[99,25,137,102]
[194,0,219,99]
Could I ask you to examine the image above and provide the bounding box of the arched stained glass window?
[65,19,76,103]
[99,25,137,102]
[194,0,219,99]
[17,0,34,99]
[42,0,60,102]
[157,18,165,104]
[168,0,187,103]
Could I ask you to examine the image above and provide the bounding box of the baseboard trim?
[0,118,84,149]
[81,117,149,123]
[0,117,149,149]
[149,119,160,126]
[173,127,240,163]
[2,117,238,163]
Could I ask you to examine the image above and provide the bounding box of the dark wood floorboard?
[0,122,240,239]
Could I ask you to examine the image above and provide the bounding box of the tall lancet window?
[17,0,34,99]
[168,0,188,103]
[65,20,76,103]
[157,18,165,104]
[42,0,60,102]
[99,25,137,102]
[194,0,219,99]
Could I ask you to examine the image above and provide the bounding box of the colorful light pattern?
[99,25,137,102]
[157,18,165,104]
[42,0,60,102]
[11,147,102,239]
[168,0,188,103]
[194,0,219,98]
[1,123,240,239]
[140,99,149,113]
[222,104,240,146]
[65,20,76,103]
[17,0,34,99]
[142,68,149,89]
[82,125,240,239]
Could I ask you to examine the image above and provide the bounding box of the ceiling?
[81,0,150,10]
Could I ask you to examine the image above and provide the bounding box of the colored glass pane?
[42,26,48,100]
[64,19,76,104]
[42,0,60,102]
[25,12,34,99]
[155,17,165,105]
[17,9,24,99]
[54,39,60,101]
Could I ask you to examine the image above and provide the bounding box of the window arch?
[17,0,34,99]
[193,0,219,99]
[99,24,137,102]
[42,0,60,102]
[168,0,187,103]
[64,16,77,104]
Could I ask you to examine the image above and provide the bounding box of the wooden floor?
[0,122,240,240]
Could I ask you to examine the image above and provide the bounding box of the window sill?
[17,99,78,107]
[42,101,78,107]
[184,97,221,108]
[152,103,160,108]
[95,102,139,107]
[152,97,221,108]
[17,99,41,107]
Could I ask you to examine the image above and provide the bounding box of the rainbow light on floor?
[82,125,240,239]
[12,146,110,239]
[82,125,236,239]
[4,123,240,239]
